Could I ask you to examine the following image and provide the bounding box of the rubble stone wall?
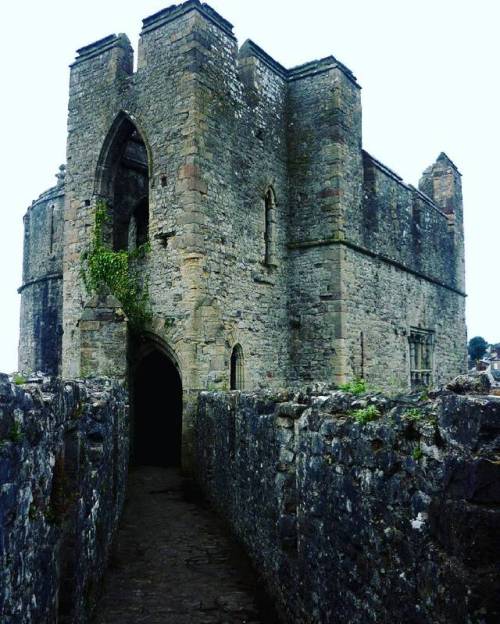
[195,387,500,624]
[0,375,128,624]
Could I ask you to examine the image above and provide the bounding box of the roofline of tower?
[239,40,288,80]
[437,152,462,176]
[239,39,359,87]
[362,150,449,219]
[71,2,359,87]
[73,34,132,66]
[288,56,359,87]
[141,0,235,39]
[28,184,65,210]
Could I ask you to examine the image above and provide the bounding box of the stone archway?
[130,339,183,467]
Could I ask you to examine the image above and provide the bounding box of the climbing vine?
[80,201,152,331]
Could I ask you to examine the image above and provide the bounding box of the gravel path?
[93,466,279,624]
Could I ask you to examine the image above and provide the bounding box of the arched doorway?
[132,347,183,467]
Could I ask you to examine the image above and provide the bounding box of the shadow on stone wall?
[0,374,128,624]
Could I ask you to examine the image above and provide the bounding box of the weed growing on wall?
[12,373,27,385]
[352,404,380,424]
[340,378,367,395]
[80,201,151,331]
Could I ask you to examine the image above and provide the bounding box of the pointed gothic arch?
[230,343,245,390]
[94,112,151,251]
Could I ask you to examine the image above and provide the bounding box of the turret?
[18,166,65,374]
[419,152,465,291]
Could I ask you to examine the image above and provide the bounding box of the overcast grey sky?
[0,0,498,372]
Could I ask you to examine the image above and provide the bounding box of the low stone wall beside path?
[195,381,500,624]
[0,374,128,624]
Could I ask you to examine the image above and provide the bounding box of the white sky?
[0,0,498,372]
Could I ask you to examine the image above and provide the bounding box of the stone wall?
[342,246,467,389]
[0,374,128,624]
[195,386,499,623]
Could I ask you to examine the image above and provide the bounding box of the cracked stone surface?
[93,466,279,624]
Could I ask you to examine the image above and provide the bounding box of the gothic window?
[95,113,150,252]
[230,344,244,390]
[264,187,277,266]
[409,328,434,389]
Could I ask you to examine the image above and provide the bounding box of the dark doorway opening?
[132,349,182,467]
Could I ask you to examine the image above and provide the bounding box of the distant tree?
[468,336,488,361]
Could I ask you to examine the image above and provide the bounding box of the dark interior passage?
[132,349,182,467]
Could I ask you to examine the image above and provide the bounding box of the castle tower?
[18,166,65,375]
[19,0,467,468]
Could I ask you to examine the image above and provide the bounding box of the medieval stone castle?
[9,4,500,624]
[19,0,466,462]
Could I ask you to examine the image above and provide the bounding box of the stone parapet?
[195,383,500,623]
[0,375,129,624]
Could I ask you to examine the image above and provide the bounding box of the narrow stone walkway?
[93,467,279,624]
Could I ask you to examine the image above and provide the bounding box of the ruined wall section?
[0,375,128,624]
[195,388,499,624]
[360,152,463,291]
[286,62,362,383]
[19,180,64,375]
[338,152,467,389]
[419,152,465,292]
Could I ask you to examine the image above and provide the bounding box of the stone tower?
[19,0,467,465]
[18,166,65,375]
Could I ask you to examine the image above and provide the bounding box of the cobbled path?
[93,466,279,624]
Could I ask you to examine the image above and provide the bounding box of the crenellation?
[141,0,235,39]
[288,55,359,86]
[238,40,288,80]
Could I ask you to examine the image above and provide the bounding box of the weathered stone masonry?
[0,375,128,623]
[19,169,65,376]
[19,0,466,416]
[195,387,500,624]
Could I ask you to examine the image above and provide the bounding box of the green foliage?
[419,388,430,402]
[29,502,39,521]
[412,446,423,461]
[468,336,488,361]
[340,378,366,395]
[352,404,380,424]
[12,373,27,385]
[405,408,423,421]
[80,202,151,331]
[9,422,24,443]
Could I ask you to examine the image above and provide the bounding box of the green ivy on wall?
[80,201,152,331]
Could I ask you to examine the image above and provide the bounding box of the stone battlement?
[142,0,235,38]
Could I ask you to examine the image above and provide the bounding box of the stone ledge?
[141,0,235,39]
[73,33,132,66]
